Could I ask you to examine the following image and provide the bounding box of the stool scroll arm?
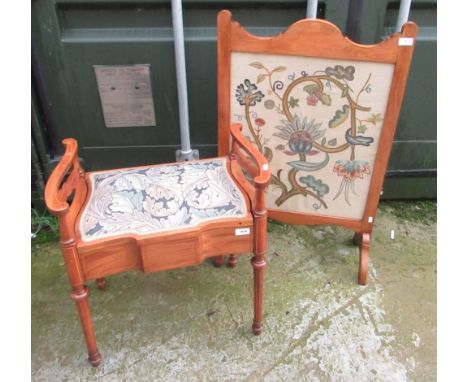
[44,139,101,366]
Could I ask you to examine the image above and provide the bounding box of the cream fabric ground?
[230,52,394,220]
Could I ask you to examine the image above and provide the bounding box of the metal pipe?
[306,0,319,19]
[395,0,412,32]
[345,0,363,42]
[171,0,198,161]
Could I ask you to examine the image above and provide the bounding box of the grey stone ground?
[32,203,436,381]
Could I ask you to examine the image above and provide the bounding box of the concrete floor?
[32,203,436,381]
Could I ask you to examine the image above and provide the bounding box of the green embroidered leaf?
[263,146,273,162]
[249,62,264,69]
[287,160,327,172]
[257,74,267,83]
[299,175,330,196]
[328,105,350,128]
[341,86,349,98]
[272,66,287,73]
[357,125,368,134]
[275,144,285,150]
[368,113,383,125]
[303,84,320,94]
[319,93,332,106]
[321,137,327,145]
[328,138,337,146]
[288,96,300,108]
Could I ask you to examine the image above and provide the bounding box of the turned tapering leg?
[248,174,268,335]
[358,233,371,285]
[55,161,101,366]
[213,256,224,267]
[70,285,101,366]
[228,254,238,268]
[96,278,106,290]
[251,254,266,335]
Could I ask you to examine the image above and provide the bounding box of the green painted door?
[346,0,436,198]
[32,0,436,198]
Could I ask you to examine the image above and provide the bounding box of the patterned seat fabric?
[79,158,248,242]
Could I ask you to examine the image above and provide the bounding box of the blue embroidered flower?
[274,115,326,155]
[235,79,265,106]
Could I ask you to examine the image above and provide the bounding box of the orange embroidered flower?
[333,160,370,181]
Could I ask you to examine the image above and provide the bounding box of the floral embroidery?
[303,84,331,107]
[234,60,381,209]
[333,160,371,205]
[299,175,330,197]
[79,159,248,241]
[288,97,300,108]
[325,65,355,81]
[274,115,325,156]
[255,118,266,127]
[235,79,264,106]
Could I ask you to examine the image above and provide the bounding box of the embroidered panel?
[231,52,395,219]
[79,158,248,241]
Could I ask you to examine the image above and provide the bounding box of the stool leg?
[70,285,101,367]
[96,278,106,290]
[251,254,266,335]
[213,256,224,267]
[358,233,371,285]
[228,254,238,268]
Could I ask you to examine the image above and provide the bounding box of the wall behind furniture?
[31,0,436,208]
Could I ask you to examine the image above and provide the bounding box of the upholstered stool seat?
[79,157,249,242]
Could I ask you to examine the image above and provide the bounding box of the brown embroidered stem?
[356,73,372,105]
[270,173,287,194]
[245,101,263,152]
[267,71,284,102]
[274,168,328,208]
[350,107,357,161]
[275,187,327,208]
[350,74,372,161]
[288,169,302,191]
[281,75,371,154]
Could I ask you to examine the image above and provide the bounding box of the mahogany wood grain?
[70,285,101,366]
[228,122,271,333]
[251,175,268,334]
[44,123,271,366]
[217,10,417,285]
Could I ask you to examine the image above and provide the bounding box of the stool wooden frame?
[45,123,270,366]
[217,10,417,285]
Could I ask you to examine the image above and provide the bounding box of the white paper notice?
[94,65,156,128]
